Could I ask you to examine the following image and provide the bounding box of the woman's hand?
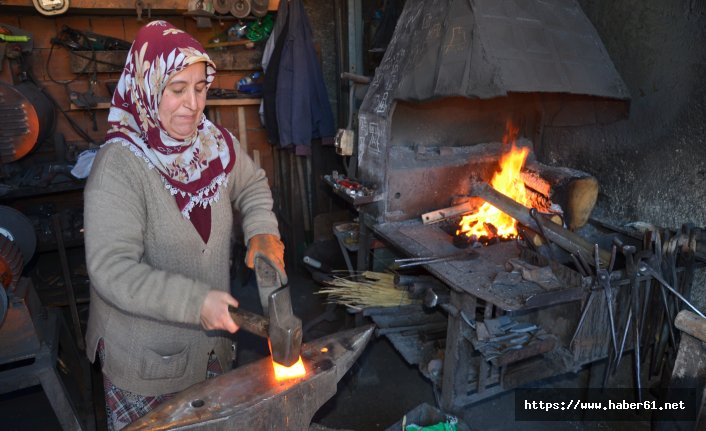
[245,234,288,284]
[200,290,239,333]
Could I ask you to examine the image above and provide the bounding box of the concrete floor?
[0,243,678,431]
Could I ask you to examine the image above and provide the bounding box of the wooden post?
[477,302,494,393]
[441,291,476,413]
[237,107,248,154]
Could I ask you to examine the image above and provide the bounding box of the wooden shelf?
[205,98,261,106]
[70,98,261,110]
[3,0,278,11]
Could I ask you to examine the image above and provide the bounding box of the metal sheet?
[377,0,630,103]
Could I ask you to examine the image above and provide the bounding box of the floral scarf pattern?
[105,20,235,232]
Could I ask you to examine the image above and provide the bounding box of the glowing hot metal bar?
[273,355,306,380]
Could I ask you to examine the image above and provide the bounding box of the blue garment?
[275,0,336,154]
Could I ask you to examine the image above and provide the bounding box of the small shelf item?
[323,171,381,206]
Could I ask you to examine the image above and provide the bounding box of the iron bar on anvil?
[470,182,611,268]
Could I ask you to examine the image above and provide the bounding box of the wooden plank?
[3,0,184,9]
[421,201,475,225]
[477,302,494,393]
[205,98,261,106]
[440,291,476,412]
[675,310,706,342]
[204,40,254,49]
[237,106,248,153]
[207,46,263,71]
[70,98,261,110]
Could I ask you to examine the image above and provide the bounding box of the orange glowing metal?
[457,124,530,240]
[273,356,306,381]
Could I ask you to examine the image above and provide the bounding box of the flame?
[273,356,306,381]
[457,124,529,240]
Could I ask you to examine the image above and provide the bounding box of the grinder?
[228,258,302,367]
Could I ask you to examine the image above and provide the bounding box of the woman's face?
[158,62,208,140]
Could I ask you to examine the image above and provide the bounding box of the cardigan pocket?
[139,344,190,380]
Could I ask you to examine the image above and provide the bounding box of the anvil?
[125,325,375,430]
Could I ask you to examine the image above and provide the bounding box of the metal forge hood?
[356,0,631,202]
[378,0,630,103]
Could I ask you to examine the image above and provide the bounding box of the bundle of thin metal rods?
[316,271,419,311]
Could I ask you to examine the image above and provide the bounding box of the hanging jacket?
[275,0,336,155]
[262,0,289,146]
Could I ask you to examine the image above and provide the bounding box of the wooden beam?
[3,0,184,10]
[5,0,278,11]
[71,98,260,110]
[471,181,611,267]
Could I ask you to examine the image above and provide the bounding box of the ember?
[457,125,530,242]
[273,356,306,381]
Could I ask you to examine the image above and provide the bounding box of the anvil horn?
[125,325,375,430]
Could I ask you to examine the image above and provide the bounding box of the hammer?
[228,258,302,367]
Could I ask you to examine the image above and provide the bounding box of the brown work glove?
[245,233,287,285]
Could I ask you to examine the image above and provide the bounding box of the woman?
[83,20,286,430]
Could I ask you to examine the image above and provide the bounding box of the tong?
[391,251,477,269]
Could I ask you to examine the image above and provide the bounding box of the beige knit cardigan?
[83,137,279,395]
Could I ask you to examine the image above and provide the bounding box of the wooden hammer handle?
[228,305,268,339]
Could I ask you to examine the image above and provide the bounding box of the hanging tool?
[125,325,375,431]
[638,261,705,319]
[622,243,644,401]
[596,243,618,354]
[569,241,618,351]
[569,284,598,349]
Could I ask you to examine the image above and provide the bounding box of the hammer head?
[254,258,302,367]
[267,287,302,367]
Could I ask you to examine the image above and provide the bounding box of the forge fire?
[456,129,530,244]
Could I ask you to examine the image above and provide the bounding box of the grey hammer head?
[254,257,302,367]
[267,287,302,367]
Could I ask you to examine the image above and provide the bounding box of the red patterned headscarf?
[105,20,235,242]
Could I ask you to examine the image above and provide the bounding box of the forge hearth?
[373,217,586,311]
[355,0,630,227]
[348,0,643,413]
